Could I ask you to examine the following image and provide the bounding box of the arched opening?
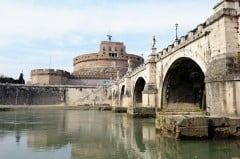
[133,77,146,107]
[120,85,125,107]
[162,58,205,111]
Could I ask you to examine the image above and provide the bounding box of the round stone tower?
[72,39,144,80]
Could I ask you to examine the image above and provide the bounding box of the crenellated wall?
[31,69,70,85]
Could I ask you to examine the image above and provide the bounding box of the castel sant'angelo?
[31,36,144,85]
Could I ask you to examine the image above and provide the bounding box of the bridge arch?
[162,51,207,77]
[161,57,206,111]
[133,77,146,107]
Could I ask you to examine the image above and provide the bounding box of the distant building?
[31,38,144,86]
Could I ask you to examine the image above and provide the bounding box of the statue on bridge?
[127,59,133,73]
[151,35,156,48]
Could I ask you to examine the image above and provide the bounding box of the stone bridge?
[111,0,240,117]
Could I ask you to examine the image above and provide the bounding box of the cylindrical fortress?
[30,40,144,85]
[72,41,144,79]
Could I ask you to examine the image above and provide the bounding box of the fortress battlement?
[74,53,143,65]
[101,41,124,45]
[31,69,70,77]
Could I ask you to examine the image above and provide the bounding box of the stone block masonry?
[156,115,240,140]
[0,84,110,106]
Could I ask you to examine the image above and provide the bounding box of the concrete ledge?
[127,107,156,118]
[112,107,127,113]
[156,115,240,140]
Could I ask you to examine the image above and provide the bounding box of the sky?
[0,0,219,81]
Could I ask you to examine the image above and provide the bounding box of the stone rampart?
[31,69,70,85]
[0,83,109,106]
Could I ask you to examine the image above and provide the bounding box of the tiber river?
[0,110,239,159]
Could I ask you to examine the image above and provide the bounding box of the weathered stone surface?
[112,107,127,113]
[177,127,209,139]
[209,117,229,127]
[98,106,112,111]
[211,127,230,139]
[156,115,240,140]
[228,117,240,138]
[0,84,108,106]
[176,116,209,127]
[127,107,156,118]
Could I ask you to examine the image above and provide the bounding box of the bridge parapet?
[157,7,237,61]
[129,64,146,77]
[158,24,208,60]
[118,77,125,85]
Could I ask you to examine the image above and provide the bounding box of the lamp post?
[175,23,178,41]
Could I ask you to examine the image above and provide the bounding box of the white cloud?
[0,0,219,81]
[0,1,215,39]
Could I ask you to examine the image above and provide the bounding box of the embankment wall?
[0,84,110,106]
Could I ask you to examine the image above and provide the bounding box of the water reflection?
[0,110,239,159]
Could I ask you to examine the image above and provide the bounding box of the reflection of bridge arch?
[120,85,125,107]
[161,57,205,110]
[112,89,116,98]
[133,77,146,107]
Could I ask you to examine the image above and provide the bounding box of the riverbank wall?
[0,84,111,106]
[156,115,240,140]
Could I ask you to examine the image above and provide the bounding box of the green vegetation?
[0,73,25,84]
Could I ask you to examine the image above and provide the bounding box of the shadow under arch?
[133,77,146,107]
[161,57,206,111]
[120,85,125,107]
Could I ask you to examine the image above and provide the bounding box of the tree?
[18,73,25,84]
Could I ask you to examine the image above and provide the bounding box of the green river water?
[0,110,239,159]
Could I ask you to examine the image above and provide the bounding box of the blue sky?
[0,0,219,81]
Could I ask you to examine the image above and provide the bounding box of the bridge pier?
[206,77,240,117]
[127,47,159,118]
[205,51,240,116]
[142,83,158,108]
[128,83,158,118]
